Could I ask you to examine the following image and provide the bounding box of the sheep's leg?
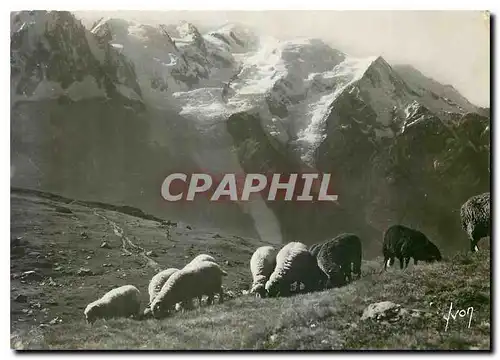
[383,256,388,271]
[414,259,418,266]
[468,224,482,252]
[470,231,480,252]
[345,268,352,283]
[324,276,332,289]
[181,300,194,311]
[404,257,410,269]
[354,260,361,279]
[134,302,141,319]
[197,296,203,307]
[207,295,214,305]
[398,257,404,269]
[470,237,479,252]
[385,257,395,270]
[219,288,224,304]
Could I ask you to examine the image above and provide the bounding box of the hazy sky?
[75,10,490,107]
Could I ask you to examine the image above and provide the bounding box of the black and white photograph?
[9,8,491,350]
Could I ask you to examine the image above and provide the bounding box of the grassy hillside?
[10,189,490,350]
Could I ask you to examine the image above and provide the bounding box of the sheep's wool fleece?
[186,254,216,267]
[461,192,490,231]
[85,285,140,319]
[250,246,276,280]
[268,242,310,283]
[152,261,224,311]
[148,268,179,303]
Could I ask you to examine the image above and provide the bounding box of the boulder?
[361,301,406,322]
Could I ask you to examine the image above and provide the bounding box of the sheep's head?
[151,296,174,319]
[326,265,346,288]
[313,268,330,291]
[250,283,266,298]
[265,277,281,298]
[426,242,442,262]
[84,302,103,324]
[143,306,153,319]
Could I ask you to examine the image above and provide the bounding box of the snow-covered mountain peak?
[207,22,259,53]
[11,11,144,104]
[11,12,482,158]
[11,10,77,36]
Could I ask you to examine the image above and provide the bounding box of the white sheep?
[142,268,180,317]
[176,259,225,309]
[249,246,277,298]
[148,268,180,304]
[84,285,141,323]
[186,254,216,267]
[265,242,327,297]
[151,261,227,319]
[180,254,218,308]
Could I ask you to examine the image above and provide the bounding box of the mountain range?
[10,11,490,256]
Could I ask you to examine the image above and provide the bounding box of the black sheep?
[460,192,490,252]
[383,225,442,270]
[316,233,362,287]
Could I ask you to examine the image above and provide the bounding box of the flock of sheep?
[83,192,490,324]
[84,254,226,323]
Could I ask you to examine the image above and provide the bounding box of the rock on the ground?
[44,277,58,286]
[30,302,42,309]
[361,301,407,322]
[14,294,28,303]
[100,241,111,249]
[54,206,73,214]
[145,250,157,257]
[49,317,62,325]
[77,268,93,276]
[20,270,42,281]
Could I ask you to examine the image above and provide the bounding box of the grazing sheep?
[265,242,327,298]
[383,225,442,270]
[460,192,490,252]
[151,261,227,319]
[316,233,362,287]
[142,268,180,317]
[84,285,141,324]
[249,246,277,298]
[172,254,218,309]
[148,268,179,304]
[164,254,218,311]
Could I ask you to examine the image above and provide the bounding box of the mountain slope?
[10,188,490,350]
[10,188,273,334]
[10,11,490,255]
